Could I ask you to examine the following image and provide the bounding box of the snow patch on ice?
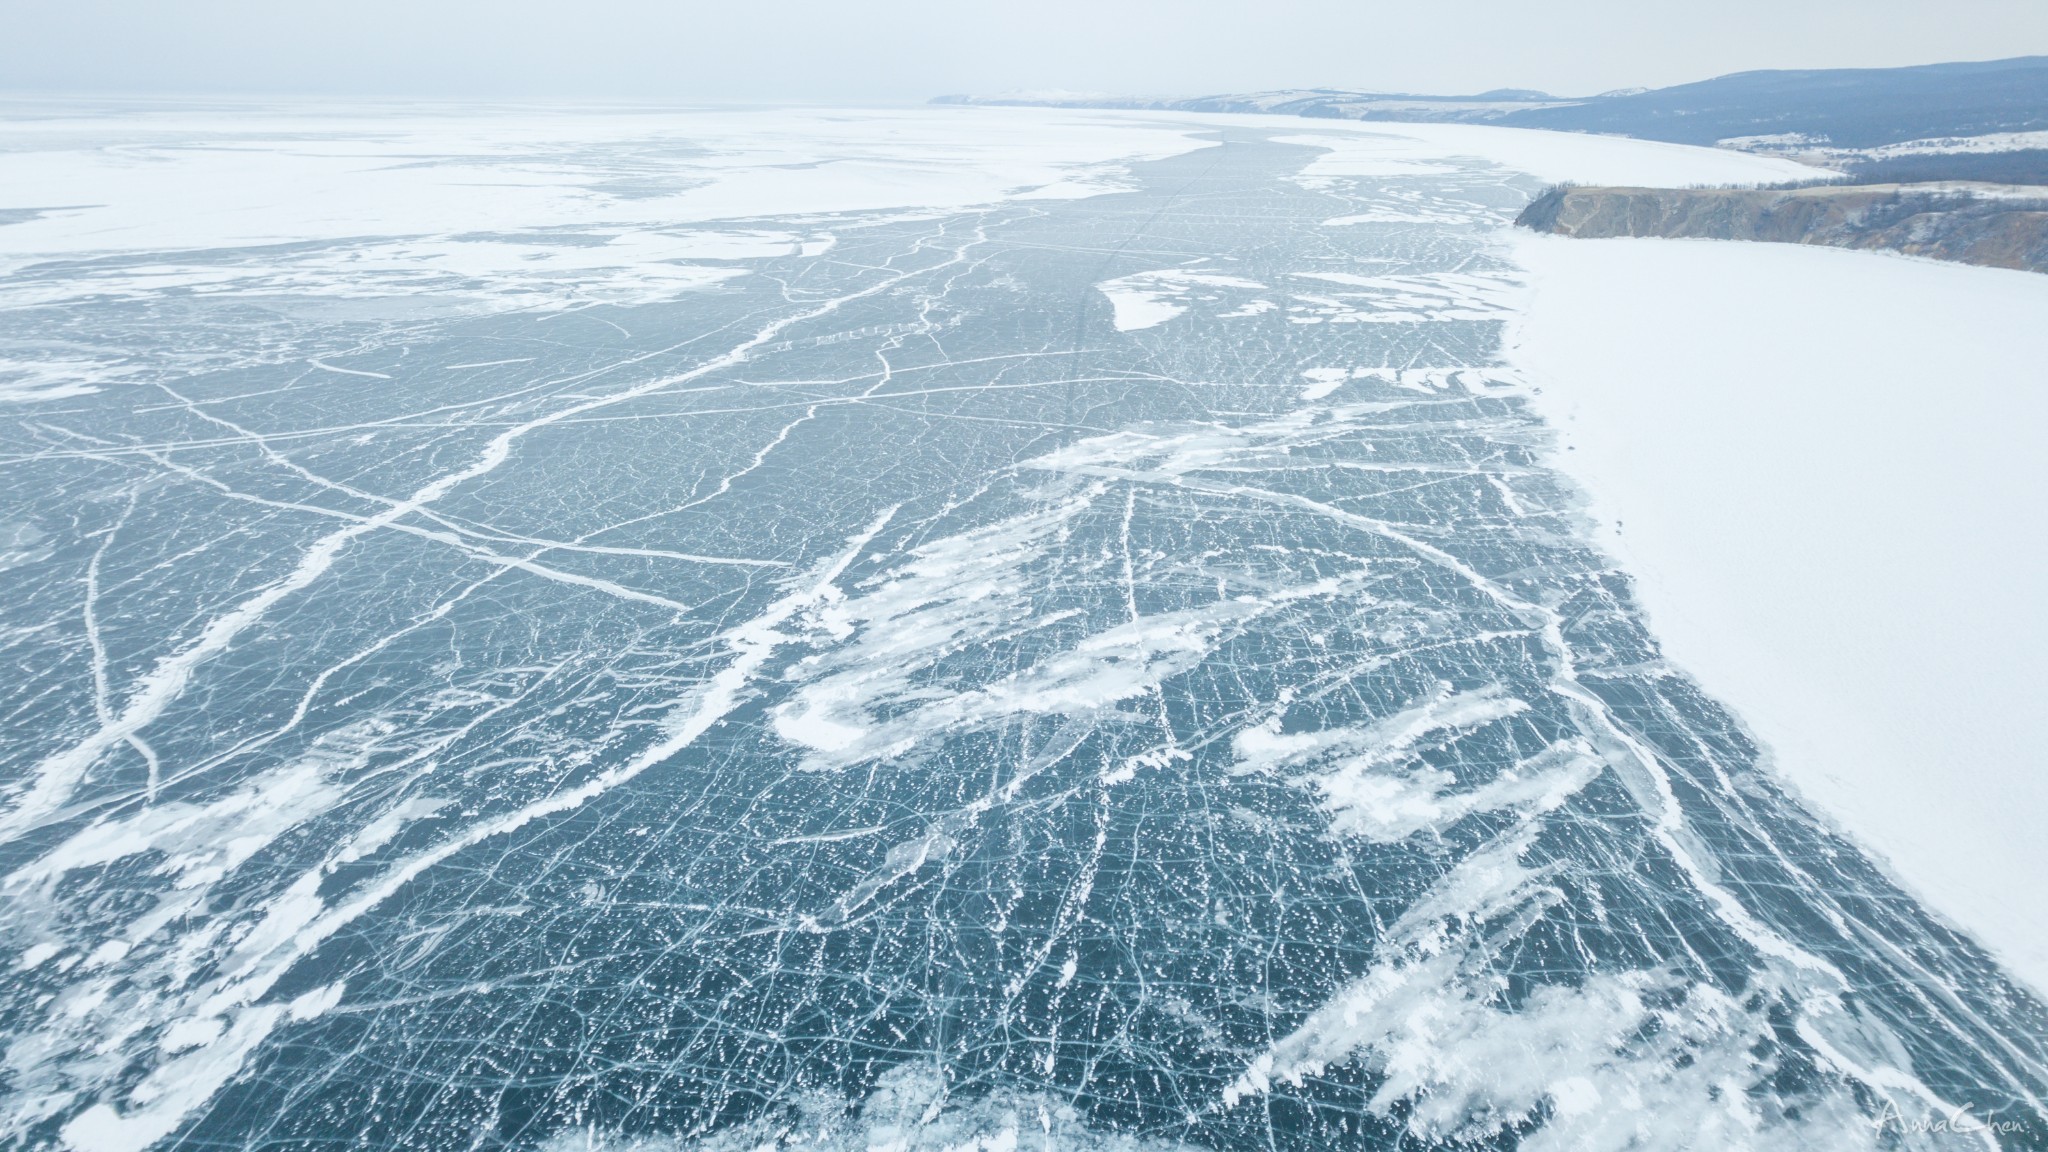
[1230,685,1598,843]
[1285,270,1519,325]
[1095,269,1267,332]
[770,491,1276,771]
[541,1062,1197,1151]
[1298,368,1347,400]
[1225,826,1901,1149]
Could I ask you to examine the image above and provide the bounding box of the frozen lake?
[0,104,2042,1151]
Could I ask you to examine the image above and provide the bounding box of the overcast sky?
[5,0,2047,102]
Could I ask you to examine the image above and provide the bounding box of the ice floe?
[1095,268,1268,331]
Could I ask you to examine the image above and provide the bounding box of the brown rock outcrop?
[1516,183,2048,272]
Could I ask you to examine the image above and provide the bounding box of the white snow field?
[0,104,1222,255]
[0,102,1219,327]
[1503,233,2048,993]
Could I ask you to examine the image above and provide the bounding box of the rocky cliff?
[1515,184,2048,273]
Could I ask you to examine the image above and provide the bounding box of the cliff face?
[1516,184,2048,272]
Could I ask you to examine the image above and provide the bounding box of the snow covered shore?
[1503,232,2048,992]
[1300,114,2048,994]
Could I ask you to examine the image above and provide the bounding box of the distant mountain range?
[935,55,2048,152]
[1504,57,2048,148]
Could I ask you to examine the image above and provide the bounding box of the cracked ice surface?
[0,103,2044,1152]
